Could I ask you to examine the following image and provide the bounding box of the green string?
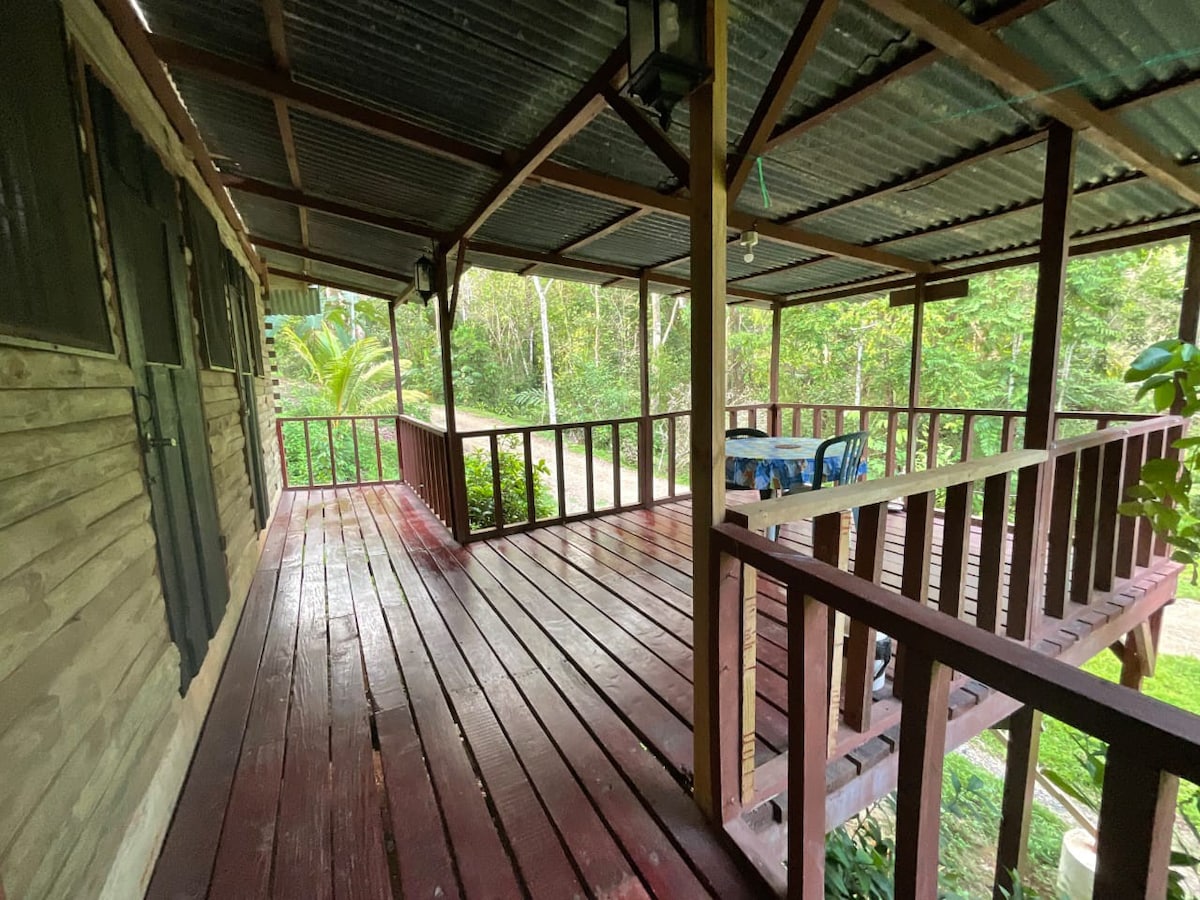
[756,157,771,210]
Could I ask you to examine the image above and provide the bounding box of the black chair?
[724,427,772,501]
[809,430,869,491]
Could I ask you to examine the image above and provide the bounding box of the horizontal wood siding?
[0,1,279,897]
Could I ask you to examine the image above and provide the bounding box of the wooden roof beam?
[250,235,412,283]
[259,0,308,263]
[97,0,265,278]
[727,0,840,199]
[783,74,1198,226]
[447,42,629,247]
[221,175,439,240]
[266,267,402,302]
[765,0,1054,153]
[865,0,1200,207]
[602,87,691,185]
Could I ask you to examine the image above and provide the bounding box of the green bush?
[463,443,555,531]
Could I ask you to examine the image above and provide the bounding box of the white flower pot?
[1057,827,1097,900]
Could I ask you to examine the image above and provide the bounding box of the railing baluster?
[994,706,1042,899]
[489,433,504,529]
[894,651,951,899]
[788,582,830,900]
[1094,744,1180,899]
[939,480,973,620]
[303,419,314,486]
[667,415,677,498]
[555,428,567,519]
[976,472,1011,634]
[1001,414,1018,452]
[834,406,845,435]
[812,406,823,438]
[961,413,976,461]
[845,501,888,732]
[524,431,536,524]
[351,419,362,484]
[792,406,801,437]
[373,418,383,482]
[926,411,941,469]
[612,422,621,509]
[1116,433,1145,578]
[1069,445,1103,608]
[1044,452,1078,619]
[886,411,899,477]
[1138,430,1164,566]
[327,418,337,486]
[1092,438,1125,592]
[584,426,595,514]
[894,489,935,695]
[276,420,289,490]
[813,511,851,752]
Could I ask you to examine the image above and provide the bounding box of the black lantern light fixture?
[414,255,435,305]
[622,0,708,130]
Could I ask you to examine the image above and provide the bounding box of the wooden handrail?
[726,448,1047,531]
[456,414,642,439]
[1051,414,1184,454]
[713,520,1200,782]
[398,413,447,435]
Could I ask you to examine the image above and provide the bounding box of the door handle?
[144,434,179,449]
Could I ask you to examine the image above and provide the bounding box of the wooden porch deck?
[148,483,1177,899]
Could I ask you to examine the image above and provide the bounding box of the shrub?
[463,443,555,531]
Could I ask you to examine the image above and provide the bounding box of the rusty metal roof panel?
[305,212,428,275]
[288,110,493,233]
[139,0,271,67]
[474,183,631,252]
[283,0,624,155]
[169,70,293,186]
[230,189,303,246]
[553,108,681,192]
[573,213,691,269]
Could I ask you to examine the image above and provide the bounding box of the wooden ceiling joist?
[865,0,1200,207]
[250,235,412,283]
[222,175,439,240]
[148,33,934,274]
[260,0,308,256]
[266,266,402,302]
[764,0,1054,153]
[726,0,840,199]
[97,0,265,277]
[447,42,629,247]
[602,87,691,184]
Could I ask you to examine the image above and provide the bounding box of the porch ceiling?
[128,0,1200,304]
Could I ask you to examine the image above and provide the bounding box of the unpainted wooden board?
[0,415,138,481]
[0,345,133,389]
[0,386,134,433]
[0,441,140,531]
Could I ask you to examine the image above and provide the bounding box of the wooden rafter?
[602,87,691,184]
[97,0,264,277]
[865,0,1200,206]
[266,266,401,302]
[260,0,308,259]
[222,175,439,239]
[726,0,840,199]
[764,0,1054,153]
[787,72,1199,226]
[149,35,933,273]
[250,235,412,283]
[447,42,629,247]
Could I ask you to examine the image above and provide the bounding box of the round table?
[725,435,855,492]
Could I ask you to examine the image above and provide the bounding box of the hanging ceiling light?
[622,0,709,130]
[739,228,759,264]
[414,256,435,305]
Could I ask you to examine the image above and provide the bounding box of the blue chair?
[809,430,869,490]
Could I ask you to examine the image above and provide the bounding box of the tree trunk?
[855,338,864,406]
[534,276,557,423]
[593,283,601,366]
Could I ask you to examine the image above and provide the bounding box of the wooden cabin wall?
[0,3,280,899]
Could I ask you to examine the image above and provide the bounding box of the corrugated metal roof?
[229,189,303,246]
[169,70,293,185]
[137,0,1200,303]
[261,247,406,298]
[306,211,428,274]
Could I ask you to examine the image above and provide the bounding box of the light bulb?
[743,250,754,263]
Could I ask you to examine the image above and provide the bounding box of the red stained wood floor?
[147,485,1176,899]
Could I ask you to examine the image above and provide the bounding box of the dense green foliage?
[463,443,556,530]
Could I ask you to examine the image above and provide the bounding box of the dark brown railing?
[726,402,1156,476]
[713,414,1186,896]
[276,415,401,489]
[397,415,455,528]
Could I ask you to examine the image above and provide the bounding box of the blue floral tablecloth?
[725,436,864,492]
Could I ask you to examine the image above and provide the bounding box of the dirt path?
[430,406,682,513]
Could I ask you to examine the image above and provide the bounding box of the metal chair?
[809,430,869,490]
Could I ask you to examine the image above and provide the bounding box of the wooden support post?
[1095,745,1180,899]
[388,299,406,415]
[994,706,1042,899]
[769,304,782,436]
[1008,121,1076,641]
[894,489,935,694]
[813,511,851,754]
[1177,225,1200,347]
[638,270,654,508]
[894,652,951,899]
[845,502,888,731]
[1120,621,1157,690]
[691,0,730,825]
[905,278,925,473]
[788,585,830,899]
[435,252,469,541]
